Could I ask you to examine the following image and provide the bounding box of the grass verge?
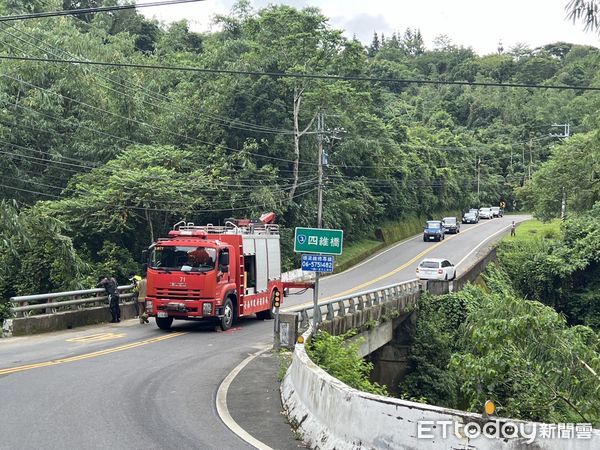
[500,219,561,245]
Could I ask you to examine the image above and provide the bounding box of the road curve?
[0,214,529,450]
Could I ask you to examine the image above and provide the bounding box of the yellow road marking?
[285,219,492,310]
[66,333,126,343]
[0,332,186,376]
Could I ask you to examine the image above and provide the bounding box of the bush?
[307,330,388,396]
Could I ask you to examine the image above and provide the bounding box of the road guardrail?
[10,285,135,317]
[285,278,421,331]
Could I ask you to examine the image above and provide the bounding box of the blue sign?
[301,254,334,273]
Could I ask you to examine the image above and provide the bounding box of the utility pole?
[476,156,481,202]
[313,111,324,329]
[561,187,566,221]
[528,139,533,181]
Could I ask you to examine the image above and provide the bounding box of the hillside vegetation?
[1,1,599,302]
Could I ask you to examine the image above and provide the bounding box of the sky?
[142,0,600,55]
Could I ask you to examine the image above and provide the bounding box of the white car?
[416,258,456,281]
[479,207,493,219]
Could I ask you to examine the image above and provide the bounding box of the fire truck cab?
[145,214,309,331]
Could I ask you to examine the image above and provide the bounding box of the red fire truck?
[145,213,311,331]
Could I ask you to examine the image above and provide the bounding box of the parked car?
[468,208,480,220]
[462,212,478,224]
[442,217,460,234]
[416,258,456,281]
[490,206,504,217]
[479,207,493,219]
[423,220,445,242]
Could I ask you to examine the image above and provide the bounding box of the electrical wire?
[1,54,598,91]
[0,182,320,213]
[0,72,319,166]
[0,0,207,22]
[0,27,296,135]
[1,173,319,206]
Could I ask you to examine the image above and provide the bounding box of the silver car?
[479,207,493,219]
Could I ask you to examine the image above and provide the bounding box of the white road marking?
[216,346,274,450]
[455,218,527,269]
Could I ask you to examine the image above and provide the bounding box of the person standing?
[137,276,149,324]
[129,272,142,317]
[98,275,121,323]
[511,220,516,237]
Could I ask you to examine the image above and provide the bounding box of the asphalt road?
[0,214,529,450]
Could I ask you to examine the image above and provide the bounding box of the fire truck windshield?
[151,246,216,272]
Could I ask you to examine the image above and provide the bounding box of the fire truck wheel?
[156,316,173,330]
[220,298,234,331]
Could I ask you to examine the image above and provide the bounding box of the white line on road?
[455,218,527,269]
[216,345,274,450]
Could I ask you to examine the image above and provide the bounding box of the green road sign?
[294,227,343,255]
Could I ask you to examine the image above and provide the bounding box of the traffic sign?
[301,254,334,272]
[294,227,343,255]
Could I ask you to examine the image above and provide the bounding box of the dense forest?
[0,0,599,304]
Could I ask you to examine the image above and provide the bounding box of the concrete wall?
[4,302,139,337]
[315,293,419,342]
[281,341,600,450]
[454,247,497,291]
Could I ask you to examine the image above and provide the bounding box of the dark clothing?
[98,277,121,322]
[109,295,121,322]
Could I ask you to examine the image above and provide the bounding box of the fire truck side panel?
[255,238,268,292]
[267,238,281,280]
[241,290,272,315]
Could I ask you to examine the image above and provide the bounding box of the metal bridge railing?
[10,285,135,317]
[285,278,421,331]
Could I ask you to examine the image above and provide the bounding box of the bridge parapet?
[3,285,135,337]
[282,333,600,449]
[280,279,421,349]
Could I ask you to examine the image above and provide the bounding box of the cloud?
[335,13,392,43]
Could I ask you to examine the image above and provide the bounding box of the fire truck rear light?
[203,303,212,315]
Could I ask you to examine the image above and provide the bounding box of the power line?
[0,141,317,192]
[1,54,598,91]
[0,0,207,23]
[0,182,319,213]
[0,72,318,167]
[0,26,295,135]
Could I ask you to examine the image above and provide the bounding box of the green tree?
[567,0,600,33]
[0,200,88,306]
[450,267,600,424]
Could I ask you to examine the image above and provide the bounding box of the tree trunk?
[289,88,302,202]
[145,208,155,244]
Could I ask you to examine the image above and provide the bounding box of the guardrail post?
[300,310,310,329]
[326,303,335,321]
[314,305,322,326]
[337,300,346,317]
[348,297,356,314]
